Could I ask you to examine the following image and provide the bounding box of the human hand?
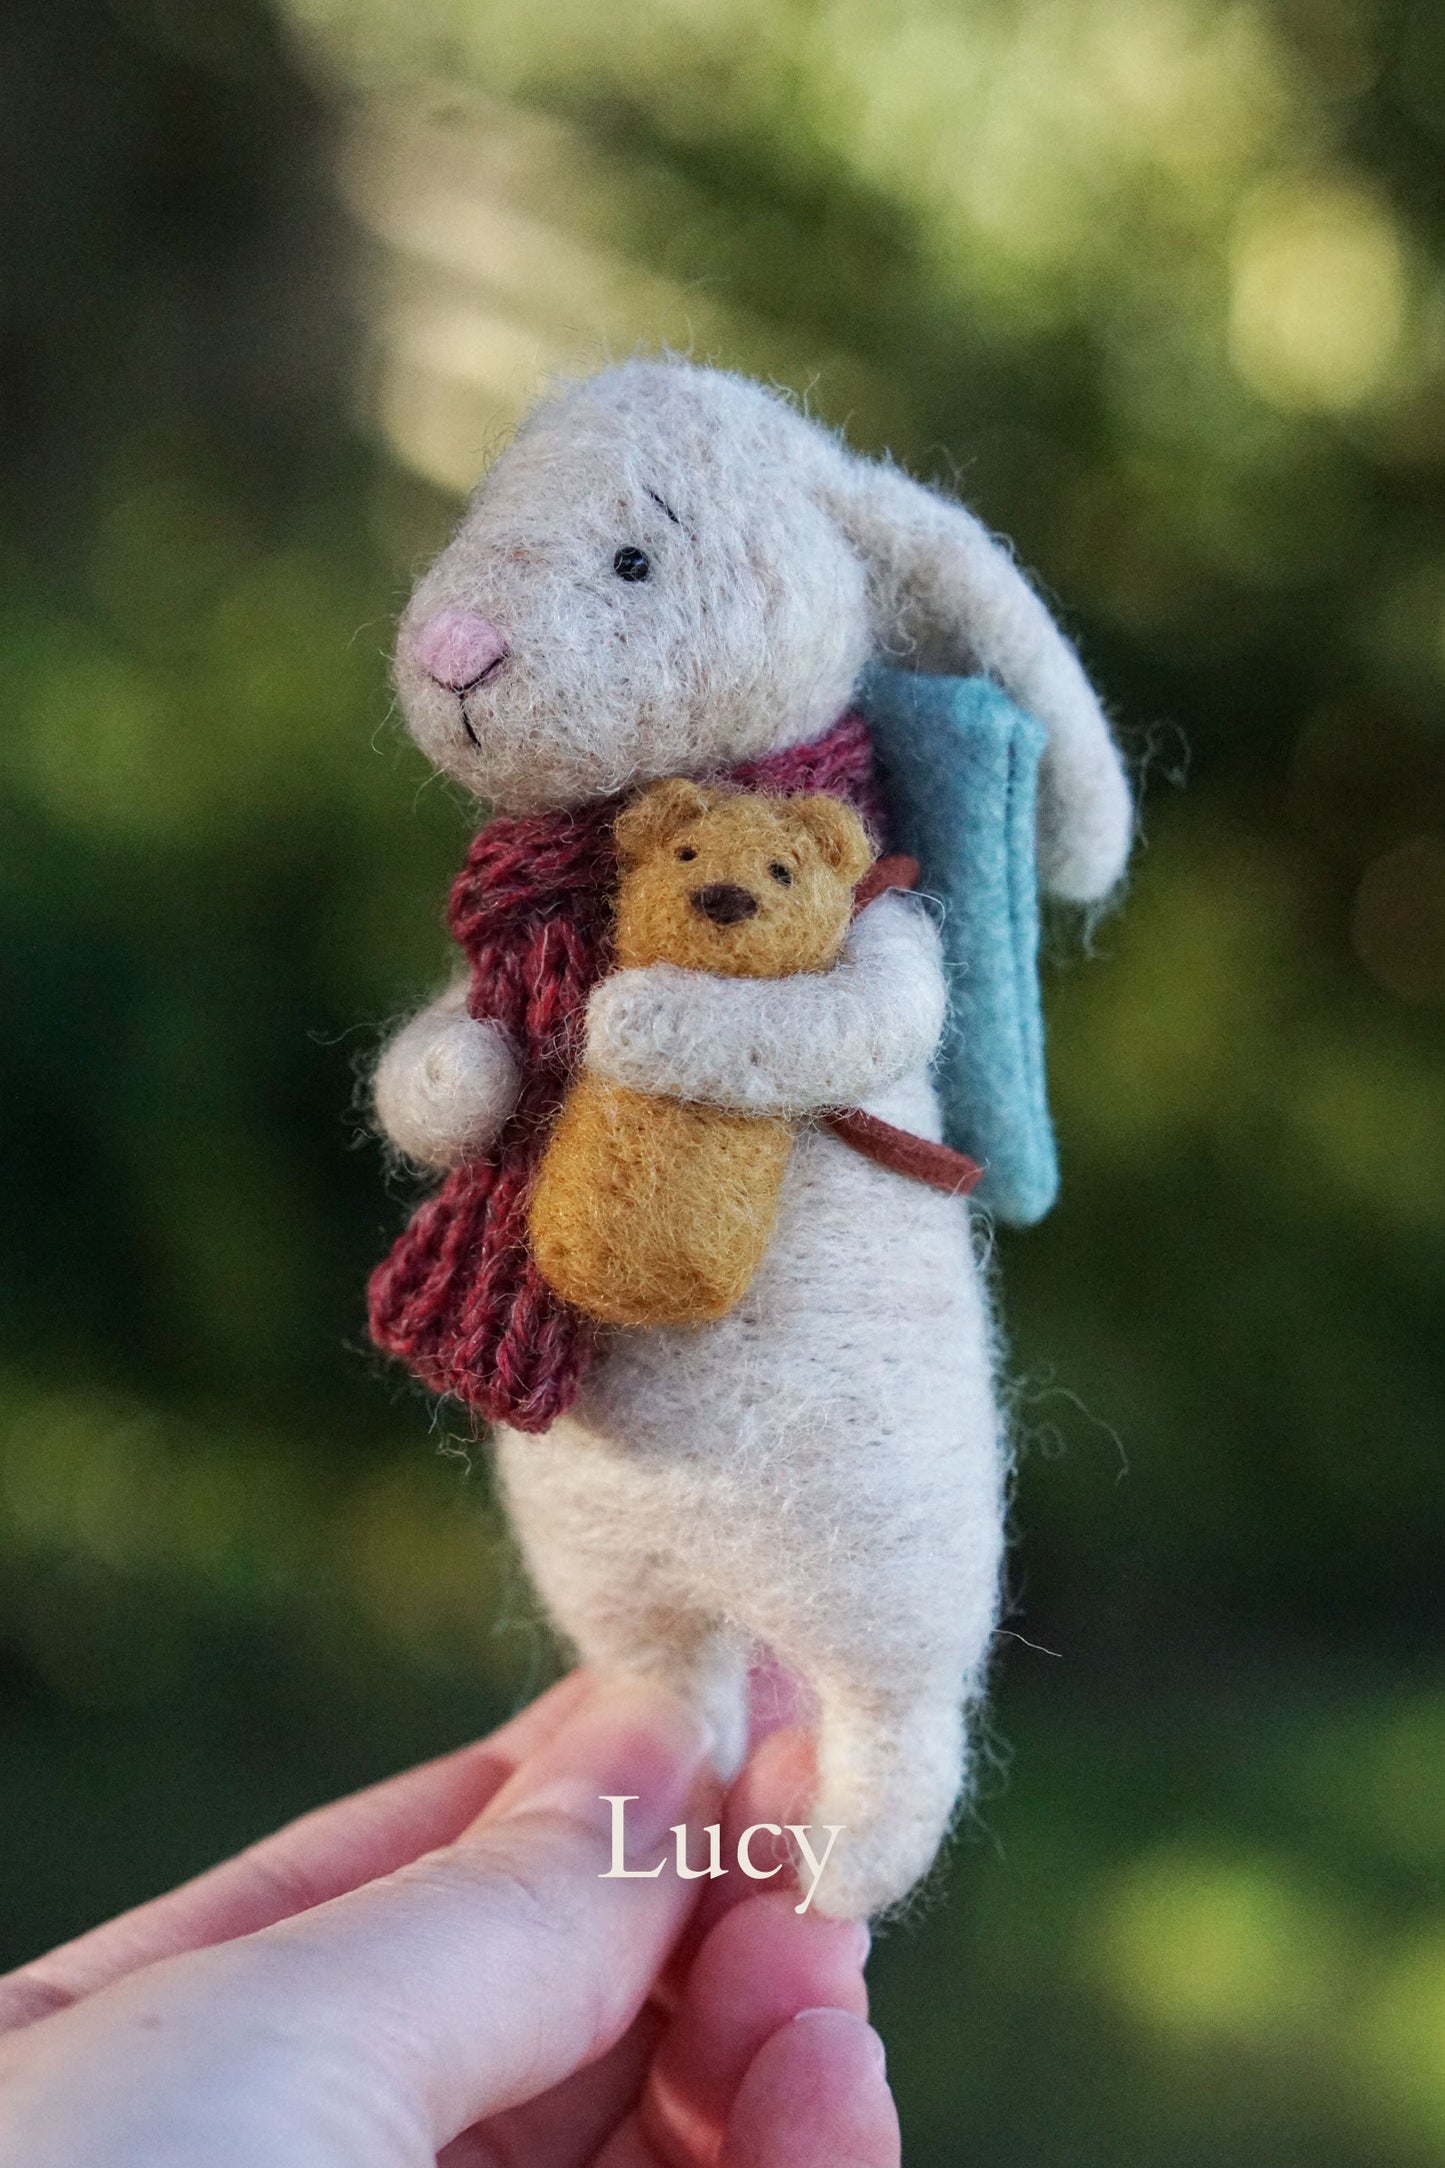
[0,1672,898,2167]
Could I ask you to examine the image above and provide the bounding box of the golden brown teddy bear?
[528,778,874,1327]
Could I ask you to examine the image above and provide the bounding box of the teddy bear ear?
[614,777,713,864]
[791,794,875,885]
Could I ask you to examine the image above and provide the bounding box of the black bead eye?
[676,846,697,862]
[769,862,794,885]
[613,547,651,582]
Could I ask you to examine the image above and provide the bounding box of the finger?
[666,1723,818,1989]
[438,2005,664,2168]
[719,2009,899,2168]
[440,1721,820,2168]
[0,1671,593,2033]
[641,1890,869,2163]
[245,1674,717,2148]
[440,1694,817,2168]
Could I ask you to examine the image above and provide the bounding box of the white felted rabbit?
[369,358,1131,1919]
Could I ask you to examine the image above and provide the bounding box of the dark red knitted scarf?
[367,710,888,1432]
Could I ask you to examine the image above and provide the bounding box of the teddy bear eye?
[613,547,651,582]
[769,862,794,885]
[676,846,697,862]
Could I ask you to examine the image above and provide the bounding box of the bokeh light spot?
[1353,1925,1445,2153]
[21,650,188,838]
[1230,180,1407,411]
[1094,1845,1350,2042]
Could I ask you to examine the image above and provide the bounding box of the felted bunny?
[369,359,1131,1919]
[528,779,877,1329]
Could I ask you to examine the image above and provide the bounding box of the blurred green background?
[3,0,1444,2157]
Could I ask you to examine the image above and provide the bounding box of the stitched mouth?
[455,650,508,745]
[461,651,508,692]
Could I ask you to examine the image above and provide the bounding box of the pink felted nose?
[411,608,509,690]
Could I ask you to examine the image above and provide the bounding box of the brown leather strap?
[851,853,919,916]
[824,1109,984,1197]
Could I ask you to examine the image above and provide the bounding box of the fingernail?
[794,2007,888,2073]
[480,1675,713,1854]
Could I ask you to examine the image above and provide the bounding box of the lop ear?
[614,776,714,864]
[816,448,1132,902]
[791,793,875,885]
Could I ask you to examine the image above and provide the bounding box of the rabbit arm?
[584,893,947,1116]
[372,979,521,1168]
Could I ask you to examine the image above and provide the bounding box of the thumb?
[258,1673,717,2147]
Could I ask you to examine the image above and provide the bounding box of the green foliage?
[2,0,1444,2158]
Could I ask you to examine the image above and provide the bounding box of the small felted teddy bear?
[528,779,875,1327]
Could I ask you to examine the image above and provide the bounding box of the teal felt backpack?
[859,665,1057,1227]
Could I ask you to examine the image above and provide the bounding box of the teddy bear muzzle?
[691,882,759,925]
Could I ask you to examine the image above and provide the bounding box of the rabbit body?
[503,1051,997,1921]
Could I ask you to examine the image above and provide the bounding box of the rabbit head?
[394,357,1131,900]
[394,361,871,818]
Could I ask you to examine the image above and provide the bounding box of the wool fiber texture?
[528,781,873,1326]
[610,779,873,977]
[371,356,1135,1914]
[372,975,521,1171]
[530,1085,794,1327]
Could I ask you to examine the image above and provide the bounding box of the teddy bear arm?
[373,979,521,1169]
[584,894,947,1115]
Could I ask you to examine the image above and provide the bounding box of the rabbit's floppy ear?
[817,449,1132,902]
